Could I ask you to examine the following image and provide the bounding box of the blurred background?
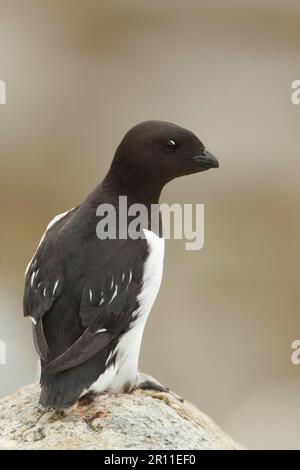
[0,0,300,450]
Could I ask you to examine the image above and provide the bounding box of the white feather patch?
[95,328,107,334]
[53,280,59,295]
[90,229,165,394]
[108,285,118,304]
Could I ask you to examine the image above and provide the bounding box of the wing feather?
[24,210,146,376]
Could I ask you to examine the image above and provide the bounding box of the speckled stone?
[0,384,241,450]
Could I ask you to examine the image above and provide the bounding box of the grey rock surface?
[0,384,241,450]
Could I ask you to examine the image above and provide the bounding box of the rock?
[0,384,241,450]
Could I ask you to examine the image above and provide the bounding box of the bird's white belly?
[89,229,165,394]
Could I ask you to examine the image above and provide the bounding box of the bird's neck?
[87,171,163,237]
[101,169,163,208]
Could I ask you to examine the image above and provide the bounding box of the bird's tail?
[39,370,84,409]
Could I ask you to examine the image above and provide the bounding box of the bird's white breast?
[90,229,165,394]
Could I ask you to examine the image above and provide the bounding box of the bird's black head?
[107,120,219,201]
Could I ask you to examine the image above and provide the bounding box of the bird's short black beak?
[192,150,219,169]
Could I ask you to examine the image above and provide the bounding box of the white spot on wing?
[126,269,132,290]
[53,280,59,295]
[29,316,37,325]
[43,288,47,297]
[25,258,37,277]
[89,289,93,302]
[99,291,104,306]
[95,328,107,334]
[108,285,118,304]
[25,233,46,277]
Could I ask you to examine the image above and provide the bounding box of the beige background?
[0,0,300,449]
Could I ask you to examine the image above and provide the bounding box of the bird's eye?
[165,139,176,152]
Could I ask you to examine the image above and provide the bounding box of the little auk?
[23,120,219,408]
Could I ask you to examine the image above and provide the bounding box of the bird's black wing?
[24,210,147,373]
[42,258,144,374]
[23,208,77,361]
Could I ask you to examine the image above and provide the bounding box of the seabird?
[23,120,219,409]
